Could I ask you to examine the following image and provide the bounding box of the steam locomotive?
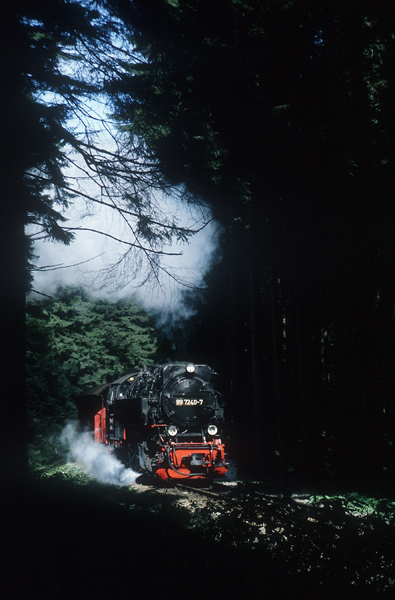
[77,362,227,480]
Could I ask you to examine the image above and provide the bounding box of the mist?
[60,422,138,486]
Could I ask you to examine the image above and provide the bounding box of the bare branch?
[31,253,105,272]
[30,289,53,299]
[26,10,215,295]
[62,227,183,256]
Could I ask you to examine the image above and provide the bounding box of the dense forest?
[99,0,394,487]
[2,0,394,491]
[26,288,159,441]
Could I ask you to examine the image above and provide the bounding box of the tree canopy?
[26,288,159,440]
[4,0,210,295]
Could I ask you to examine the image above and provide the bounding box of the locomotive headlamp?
[186,363,195,374]
[167,425,178,437]
[207,424,218,436]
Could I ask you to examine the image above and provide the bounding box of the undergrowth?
[24,451,395,598]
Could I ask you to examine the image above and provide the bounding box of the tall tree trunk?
[270,274,284,482]
[0,200,29,483]
[1,4,29,484]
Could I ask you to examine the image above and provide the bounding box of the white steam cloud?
[28,190,221,324]
[60,422,138,486]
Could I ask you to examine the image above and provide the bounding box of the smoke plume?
[60,422,138,486]
[28,191,222,327]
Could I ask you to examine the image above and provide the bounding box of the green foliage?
[310,493,395,521]
[28,444,91,484]
[41,462,93,485]
[26,287,159,438]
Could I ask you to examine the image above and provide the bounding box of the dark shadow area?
[3,476,392,599]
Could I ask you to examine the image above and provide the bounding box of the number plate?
[175,398,204,406]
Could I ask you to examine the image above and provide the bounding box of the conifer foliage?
[26,288,158,439]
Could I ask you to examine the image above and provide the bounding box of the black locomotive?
[77,362,227,480]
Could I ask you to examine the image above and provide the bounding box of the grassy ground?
[3,457,394,599]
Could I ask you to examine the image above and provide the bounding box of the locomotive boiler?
[77,362,227,480]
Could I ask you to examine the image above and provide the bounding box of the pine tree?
[26,287,159,443]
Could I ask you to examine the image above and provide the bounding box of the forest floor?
[3,461,395,599]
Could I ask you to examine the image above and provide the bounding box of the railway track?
[175,481,232,498]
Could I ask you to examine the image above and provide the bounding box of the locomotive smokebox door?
[161,363,215,428]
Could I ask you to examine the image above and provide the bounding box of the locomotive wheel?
[127,442,152,472]
[127,443,141,472]
[138,442,153,472]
